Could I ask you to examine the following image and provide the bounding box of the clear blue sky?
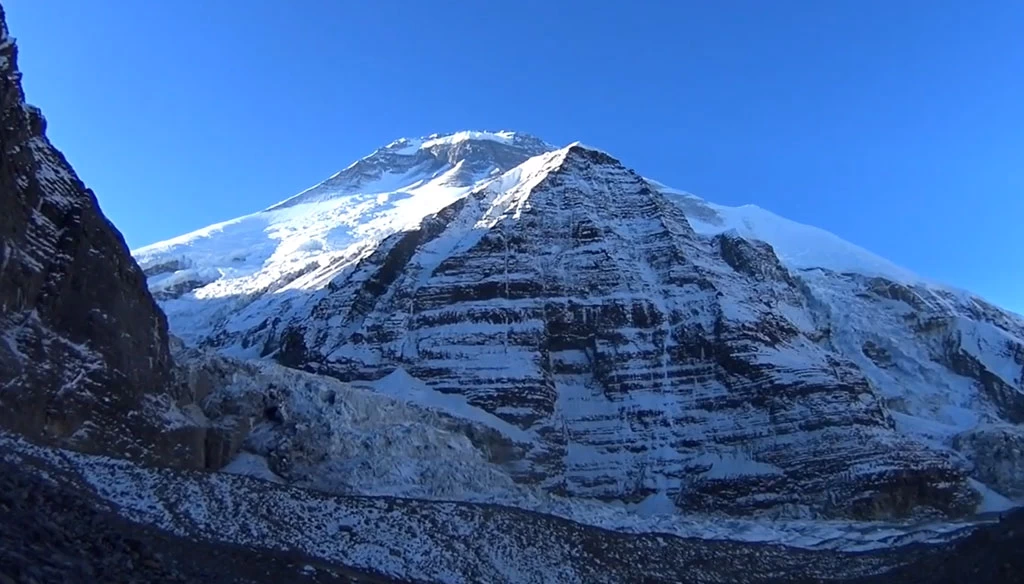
[6,1,1022,313]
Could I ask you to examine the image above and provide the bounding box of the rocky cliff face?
[133,130,1024,520]
[0,9,208,467]
[241,145,981,518]
[134,129,1024,520]
[786,269,1024,499]
[123,89,1023,525]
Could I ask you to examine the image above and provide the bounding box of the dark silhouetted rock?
[0,6,205,468]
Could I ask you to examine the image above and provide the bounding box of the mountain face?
[135,132,1024,520]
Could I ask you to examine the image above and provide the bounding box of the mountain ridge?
[135,129,989,299]
[264,130,552,211]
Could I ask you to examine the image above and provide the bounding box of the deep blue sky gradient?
[6,1,1022,312]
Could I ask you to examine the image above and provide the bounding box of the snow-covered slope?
[649,181,924,284]
[133,131,1024,521]
[133,131,551,346]
[651,182,1024,498]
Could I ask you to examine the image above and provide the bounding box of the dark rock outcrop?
[852,507,1024,584]
[0,8,206,467]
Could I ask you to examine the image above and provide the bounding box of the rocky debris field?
[0,455,398,584]
[1,435,1023,584]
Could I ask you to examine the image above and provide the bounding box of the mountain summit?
[267,130,554,210]
[133,131,1024,520]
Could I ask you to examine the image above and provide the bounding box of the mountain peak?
[562,141,623,166]
[266,130,554,211]
[384,130,552,154]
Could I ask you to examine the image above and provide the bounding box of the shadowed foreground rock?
[0,4,235,471]
[0,457,398,584]
[853,509,1024,584]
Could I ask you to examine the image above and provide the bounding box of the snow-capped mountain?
[133,131,1024,520]
[4,0,1023,574]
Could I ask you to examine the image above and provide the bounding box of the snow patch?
[695,451,785,479]
[652,183,925,285]
[222,452,286,484]
[369,368,534,443]
[422,130,519,149]
[969,478,1017,514]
